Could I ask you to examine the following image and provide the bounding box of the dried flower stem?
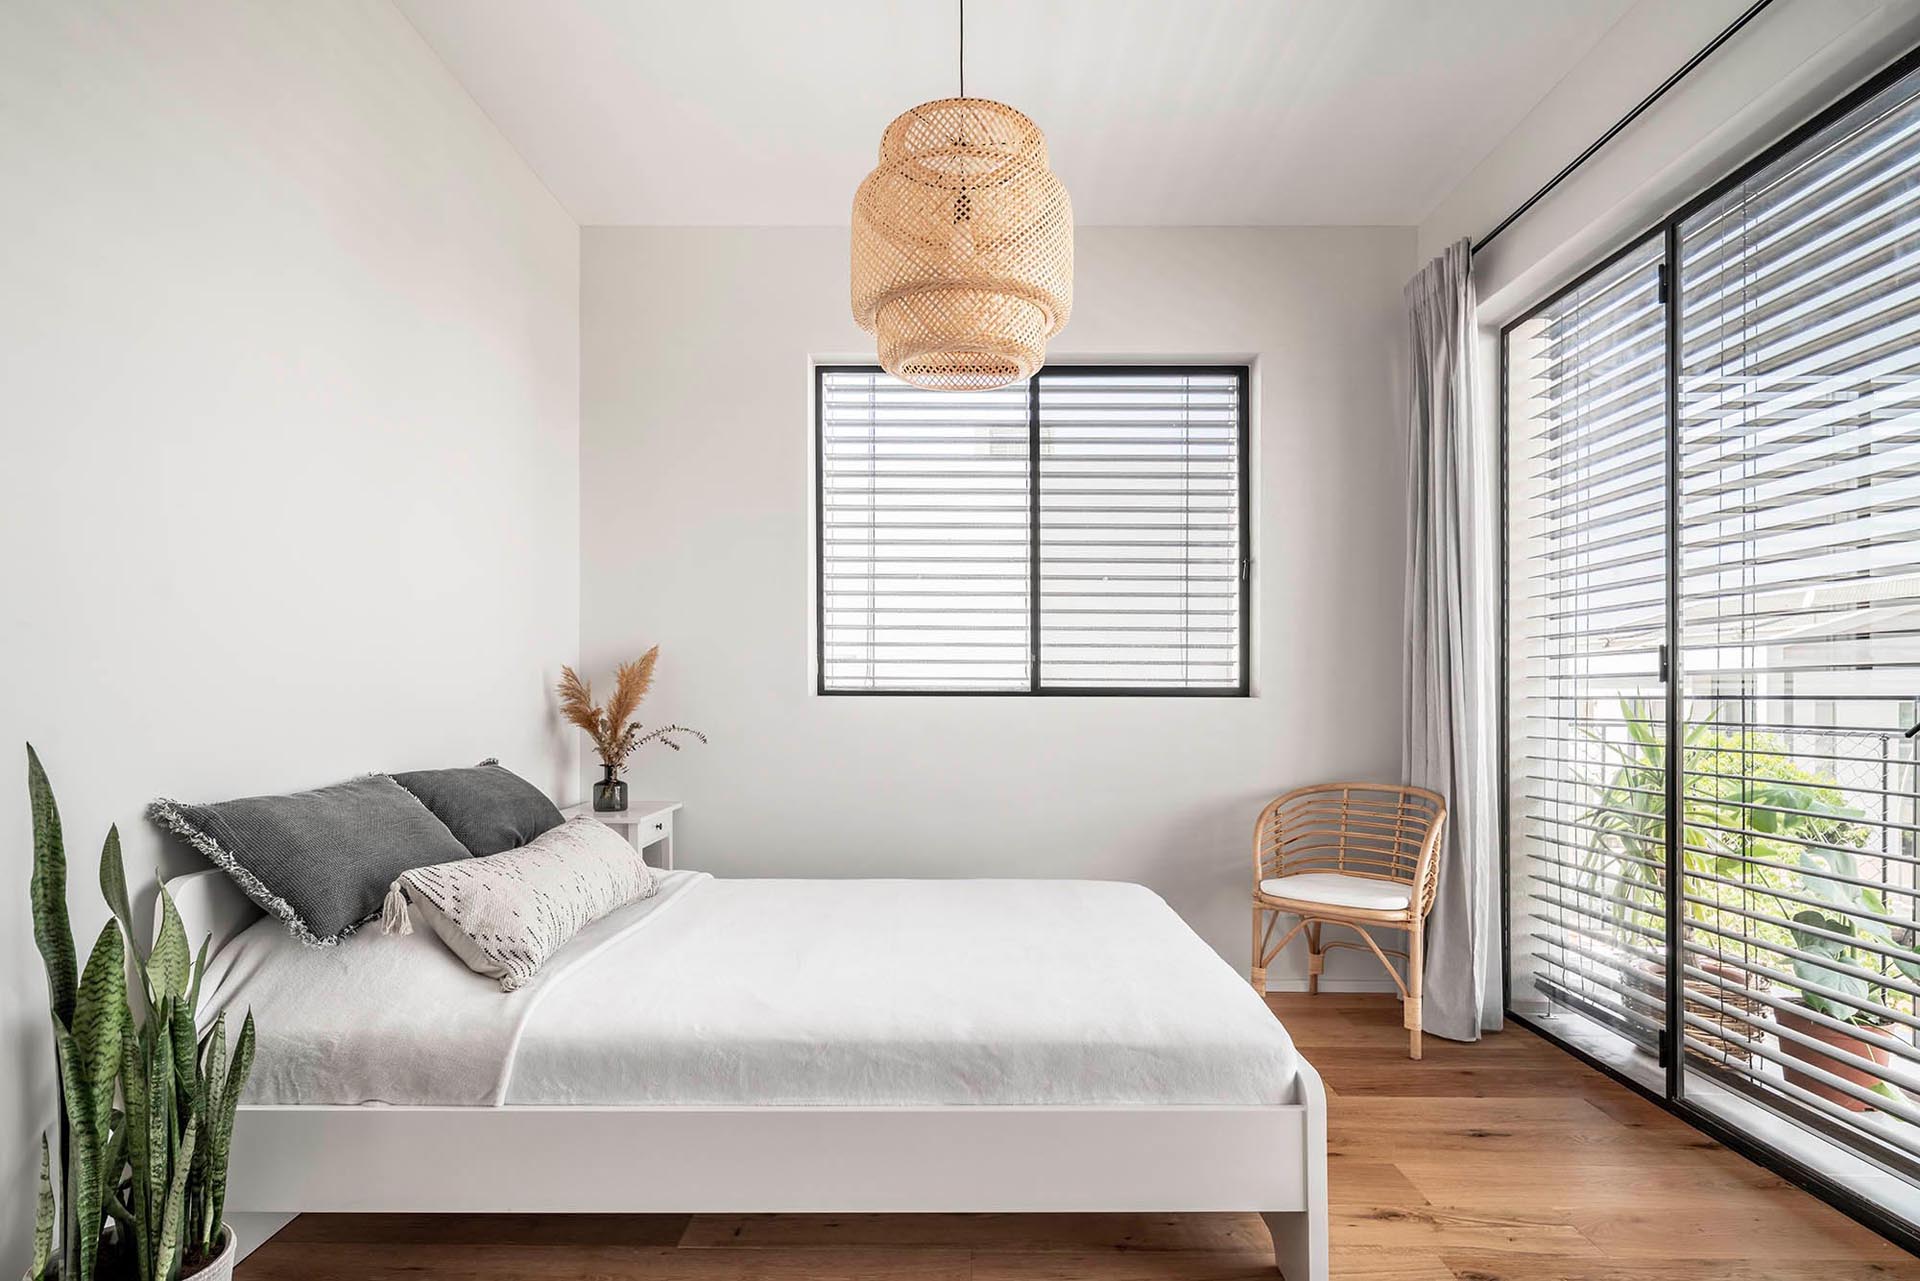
[556,647,704,772]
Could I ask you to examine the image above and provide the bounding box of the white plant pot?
[43,1228,234,1281]
[183,1226,237,1281]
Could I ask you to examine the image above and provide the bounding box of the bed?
[174,867,1328,1279]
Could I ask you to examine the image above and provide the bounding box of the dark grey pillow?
[390,759,564,857]
[150,775,468,947]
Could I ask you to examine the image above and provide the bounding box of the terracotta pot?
[1774,1002,1901,1112]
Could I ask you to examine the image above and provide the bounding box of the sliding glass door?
[1505,236,1671,1080]
[1504,48,1920,1239]
[1673,62,1920,1189]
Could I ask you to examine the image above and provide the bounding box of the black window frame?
[1497,39,1920,1256]
[814,362,1252,697]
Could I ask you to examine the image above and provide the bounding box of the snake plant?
[24,746,255,1281]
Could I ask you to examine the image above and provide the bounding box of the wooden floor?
[238,993,1920,1280]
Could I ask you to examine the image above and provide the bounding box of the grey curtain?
[1402,239,1502,1041]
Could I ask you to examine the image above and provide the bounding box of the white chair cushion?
[1259,872,1411,912]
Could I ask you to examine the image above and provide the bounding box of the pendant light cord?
[958,0,965,99]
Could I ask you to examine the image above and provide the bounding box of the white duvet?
[202,874,1299,1108]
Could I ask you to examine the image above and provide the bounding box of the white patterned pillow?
[382,816,656,991]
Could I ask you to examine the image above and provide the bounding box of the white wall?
[580,224,1416,979]
[1419,0,1920,322]
[0,2,579,1266]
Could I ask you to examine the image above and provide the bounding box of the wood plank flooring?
[237,993,1920,1280]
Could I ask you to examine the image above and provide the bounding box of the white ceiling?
[397,0,1636,227]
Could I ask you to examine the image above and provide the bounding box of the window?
[1505,235,1670,1053]
[1504,49,1920,1236]
[817,365,1249,695]
[1672,63,1920,1177]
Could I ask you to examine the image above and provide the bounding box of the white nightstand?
[561,800,681,870]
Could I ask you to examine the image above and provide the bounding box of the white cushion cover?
[1260,871,1410,912]
[384,816,657,991]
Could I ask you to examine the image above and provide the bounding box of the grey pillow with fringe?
[390,758,564,857]
[150,775,468,947]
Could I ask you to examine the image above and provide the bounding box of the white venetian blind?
[1038,370,1246,690]
[820,366,1249,694]
[1672,61,1920,1162]
[1505,235,1672,1048]
[819,369,1031,692]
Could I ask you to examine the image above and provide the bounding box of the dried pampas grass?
[557,646,706,771]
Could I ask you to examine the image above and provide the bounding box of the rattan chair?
[1250,783,1448,1059]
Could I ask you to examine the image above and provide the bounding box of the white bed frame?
[171,869,1328,1280]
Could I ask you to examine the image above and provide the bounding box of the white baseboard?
[229,1211,297,1262]
[1263,977,1400,994]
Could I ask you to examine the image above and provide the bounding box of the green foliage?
[51,924,126,1281]
[97,829,133,966]
[29,743,92,1281]
[191,1014,253,1255]
[1786,909,1877,1023]
[74,928,125,1122]
[1585,704,1854,933]
[146,894,191,1009]
[49,1026,100,1281]
[28,746,76,1029]
[1579,702,1907,1028]
[27,1135,53,1281]
[21,748,257,1280]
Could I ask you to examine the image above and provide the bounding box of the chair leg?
[1306,921,1322,995]
[1250,905,1267,993]
[1405,919,1424,1060]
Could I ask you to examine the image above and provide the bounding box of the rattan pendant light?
[850,0,1073,391]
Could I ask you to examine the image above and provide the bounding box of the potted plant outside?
[1776,905,1914,1113]
[23,745,255,1281]
[1584,702,1874,1063]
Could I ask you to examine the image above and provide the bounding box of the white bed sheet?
[201,870,711,1106]
[511,877,1298,1106]
[206,874,1298,1108]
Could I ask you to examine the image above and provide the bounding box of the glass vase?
[592,763,628,812]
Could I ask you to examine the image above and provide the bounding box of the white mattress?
[205,873,1299,1108]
